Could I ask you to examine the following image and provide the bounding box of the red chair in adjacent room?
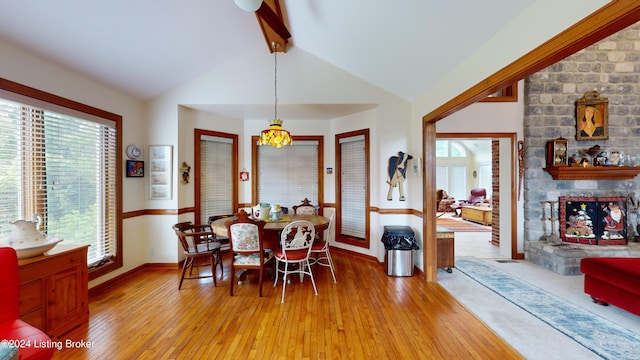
[450,188,488,216]
[0,247,55,360]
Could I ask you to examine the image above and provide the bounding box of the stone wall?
[523,23,640,273]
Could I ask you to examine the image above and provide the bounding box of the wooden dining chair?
[172,221,222,290]
[293,198,317,215]
[310,213,336,283]
[208,214,234,252]
[225,210,274,297]
[273,220,318,303]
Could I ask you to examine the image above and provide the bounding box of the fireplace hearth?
[525,240,640,275]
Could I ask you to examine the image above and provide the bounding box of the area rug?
[455,257,640,360]
[436,218,491,232]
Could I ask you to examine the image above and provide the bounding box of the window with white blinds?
[339,135,366,238]
[200,135,234,223]
[257,140,319,210]
[0,97,117,267]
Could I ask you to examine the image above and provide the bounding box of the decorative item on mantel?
[545,137,568,167]
[544,142,640,180]
[258,42,293,148]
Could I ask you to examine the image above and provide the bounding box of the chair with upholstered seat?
[172,222,222,290]
[225,210,274,297]
[310,213,336,283]
[436,189,456,213]
[274,220,318,303]
[293,198,317,215]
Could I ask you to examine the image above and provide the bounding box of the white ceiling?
[0,0,534,111]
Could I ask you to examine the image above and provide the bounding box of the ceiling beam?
[256,0,290,52]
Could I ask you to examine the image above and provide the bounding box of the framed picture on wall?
[576,90,609,141]
[126,160,144,178]
[148,145,172,200]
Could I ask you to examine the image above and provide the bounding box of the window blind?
[0,98,117,266]
[340,136,366,238]
[200,135,233,223]
[258,141,318,210]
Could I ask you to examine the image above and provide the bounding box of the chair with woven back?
[172,221,222,290]
[225,210,275,297]
[273,220,318,303]
[310,213,337,283]
[293,198,317,215]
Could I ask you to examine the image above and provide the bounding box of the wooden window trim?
[0,77,123,281]
[335,129,370,249]
[480,82,518,102]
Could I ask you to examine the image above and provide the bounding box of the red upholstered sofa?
[0,247,54,360]
[580,257,640,316]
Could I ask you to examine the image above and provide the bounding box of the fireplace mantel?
[543,166,640,180]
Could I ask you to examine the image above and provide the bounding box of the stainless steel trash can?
[381,226,418,277]
[385,249,414,276]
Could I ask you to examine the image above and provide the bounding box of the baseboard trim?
[89,262,178,297]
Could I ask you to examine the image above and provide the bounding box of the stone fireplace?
[523,23,640,274]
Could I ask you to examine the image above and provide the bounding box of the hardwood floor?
[52,249,523,359]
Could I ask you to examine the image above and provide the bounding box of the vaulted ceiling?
[0,0,539,104]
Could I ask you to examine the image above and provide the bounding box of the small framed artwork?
[576,90,608,141]
[126,160,144,178]
[148,145,173,200]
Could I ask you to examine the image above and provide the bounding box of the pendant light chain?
[274,45,278,121]
[258,41,292,148]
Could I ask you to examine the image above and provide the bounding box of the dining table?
[210,213,330,285]
[210,213,330,250]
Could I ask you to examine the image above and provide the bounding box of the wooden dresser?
[18,244,89,337]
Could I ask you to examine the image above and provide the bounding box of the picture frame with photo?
[126,160,144,178]
[148,145,172,200]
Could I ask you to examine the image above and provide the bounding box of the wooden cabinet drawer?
[19,280,43,315]
[21,309,44,330]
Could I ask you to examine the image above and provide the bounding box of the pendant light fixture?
[258,42,292,148]
[234,0,262,12]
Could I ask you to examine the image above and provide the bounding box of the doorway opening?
[437,133,517,259]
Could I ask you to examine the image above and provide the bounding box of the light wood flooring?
[52,249,523,359]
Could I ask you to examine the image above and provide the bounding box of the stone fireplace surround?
[523,23,640,274]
